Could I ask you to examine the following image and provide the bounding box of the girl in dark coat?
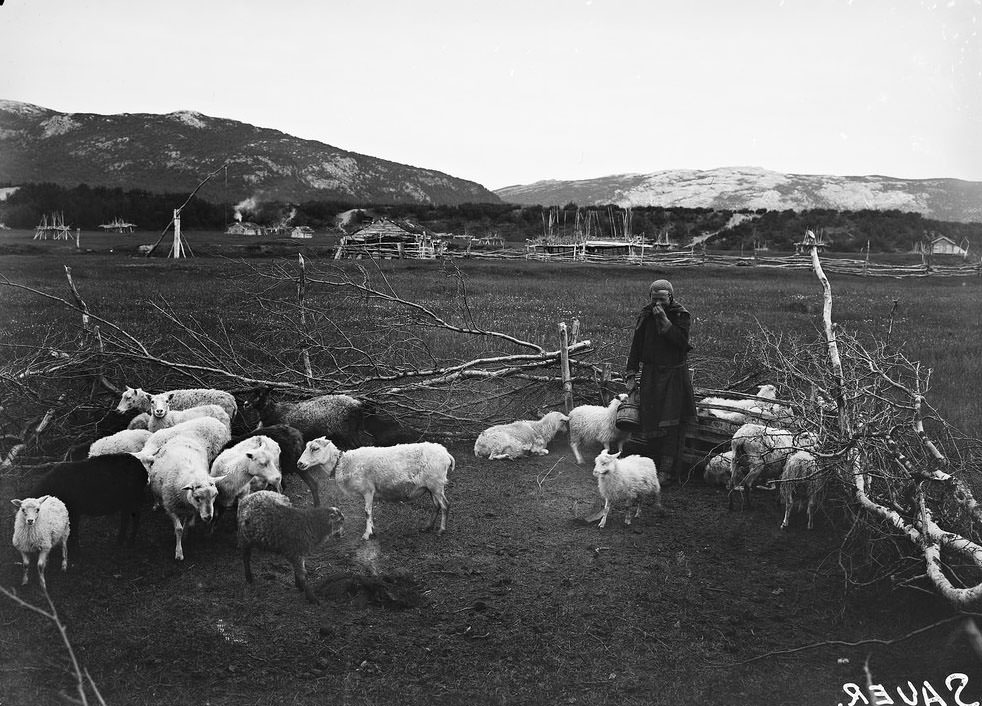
[624,279,697,482]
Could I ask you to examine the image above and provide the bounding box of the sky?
[1,0,979,189]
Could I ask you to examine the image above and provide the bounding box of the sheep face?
[245,447,283,490]
[11,496,49,526]
[298,437,342,476]
[150,393,173,420]
[183,479,221,521]
[592,450,620,479]
[116,387,150,413]
[756,384,778,398]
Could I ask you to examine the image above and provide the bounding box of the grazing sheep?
[298,438,452,540]
[591,450,662,529]
[210,436,283,510]
[115,386,238,421]
[699,384,780,425]
[703,450,734,487]
[223,424,316,504]
[147,395,231,434]
[473,411,569,460]
[244,388,364,447]
[237,490,345,604]
[88,429,152,457]
[10,495,70,589]
[149,436,224,560]
[567,394,630,465]
[33,454,150,551]
[141,417,232,465]
[728,423,817,510]
[779,450,824,530]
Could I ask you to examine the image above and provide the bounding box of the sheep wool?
[728,423,817,510]
[237,490,345,604]
[245,389,364,447]
[147,397,231,434]
[592,450,662,529]
[116,386,238,421]
[474,411,569,460]
[210,435,283,509]
[88,429,152,457]
[568,394,630,465]
[11,495,71,589]
[779,450,824,530]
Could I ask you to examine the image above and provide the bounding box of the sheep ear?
[10,499,22,508]
[611,451,621,458]
[212,474,227,484]
[38,495,50,504]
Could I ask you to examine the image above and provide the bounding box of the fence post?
[559,321,573,413]
[297,254,314,385]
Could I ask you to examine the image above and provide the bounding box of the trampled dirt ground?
[3,436,982,706]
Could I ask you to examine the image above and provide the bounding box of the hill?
[495,166,982,224]
[0,99,500,206]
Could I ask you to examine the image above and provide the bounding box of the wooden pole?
[559,321,572,412]
[297,254,314,385]
[864,240,870,277]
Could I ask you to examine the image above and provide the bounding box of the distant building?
[335,218,441,259]
[99,217,136,234]
[290,225,314,239]
[913,235,968,257]
[226,221,266,236]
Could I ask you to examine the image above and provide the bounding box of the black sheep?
[222,424,318,505]
[34,453,151,552]
[242,388,364,448]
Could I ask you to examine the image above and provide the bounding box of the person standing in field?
[624,279,697,483]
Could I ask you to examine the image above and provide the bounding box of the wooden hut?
[226,221,267,236]
[913,235,968,257]
[334,218,442,259]
[290,226,314,239]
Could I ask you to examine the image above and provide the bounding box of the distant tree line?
[3,182,980,253]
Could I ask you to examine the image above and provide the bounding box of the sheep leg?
[296,469,320,507]
[19,551,31,586]
[362,491,376,540]
[570,441,584,465]
[430,490,449,535]
[807,497,816,530]
[781,501,792,530]
[168,512,186,561]
[60,536,69,572]
[292,557,319,604]
[597,499,612,529]
[242,546,254,584]
[36,548,50,591]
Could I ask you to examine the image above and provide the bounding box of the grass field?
[1,237,981,705]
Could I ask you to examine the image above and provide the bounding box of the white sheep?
[779,450,824,530]
[127,413,151,430]
[591,450,662,529]
[87,429,152,457]
[703,450,734,487]
[210,435,283,510]
[116,386,238,421]
[147,395,231,434]
[237,490,345,603]
[473,411,569,460]
[298,438,453,540]
[728,423,817,510]
[140,417,232,466]
[10,495,71,589]
[567,394,630,465]
[148,436,225,560]
[699,384,781,424]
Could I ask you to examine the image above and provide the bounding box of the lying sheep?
[147,394,231,434]
[591,450,662,529]
[728,423,817,510]
[11,495,71,589]
[33,454,150,552]
[237,490,345,604]
[88,429,152,457]
[141,417,232,466]
[703,450,734,487]
[210,436,283,511]
[115,386,238,422]
[699,384,780,425]
[244,388,364,447]
[568,394,630,465]
[779,450,825,530]
[223,424,315,504]
[473,411,569,460]
[298,438,453,540]
[149,436,225,561]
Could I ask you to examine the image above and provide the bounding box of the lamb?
[779,450,825,530]
[223,424,316,504]
[115,386,238,422]
[244,388,364,447]
[699,384,782,425]
[10,495,71,589]
[236,490,345,604]
[728,423,817,510]
[147,394,231,434]
[298,438,452,540]
[567,394,630,465]
[141,417,232,465]
[210,436,283,511]
[88,429,152,457]
[148,436,224,560]
[33,454,150,551]
[703,450,734,487]
[473,411,569,460]
[591,450,662,529]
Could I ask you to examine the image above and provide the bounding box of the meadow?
[0,232,981,705]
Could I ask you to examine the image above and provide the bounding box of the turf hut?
[334,218,442,259]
